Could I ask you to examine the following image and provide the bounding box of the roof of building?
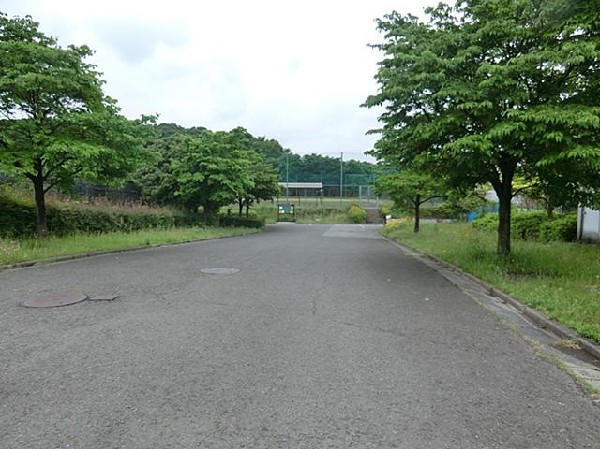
[278,182,323,189]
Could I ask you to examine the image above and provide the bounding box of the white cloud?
[3,0,437,160]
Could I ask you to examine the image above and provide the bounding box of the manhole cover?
[21,292,88,308]
[200,268,240,276]
[87,292,119,301]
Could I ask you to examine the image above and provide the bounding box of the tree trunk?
[545,199,554,219]
[238,199,244,217]
[203,203,218,226]
[413,194,420,233]
[32,159,49,238]
[495,165,516,255]
[497,192,511,255]
[245,201,250,218]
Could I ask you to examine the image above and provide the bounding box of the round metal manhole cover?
[200,267,240,276]
[21,292,88,308]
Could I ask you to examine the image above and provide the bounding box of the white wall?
[578,207,600,241]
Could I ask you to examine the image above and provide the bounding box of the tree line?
[0,12,375,235]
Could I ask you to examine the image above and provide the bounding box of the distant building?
[278,182,323,197]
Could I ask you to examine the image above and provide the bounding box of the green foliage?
[437,191,489,218]
[471,214,498,231]
[376,170,446,210]
[539,214,578,242]
[365,0,600,253]
[260,148,375,185]
[218,215,265,229]
[512,212,548,240]
[347,204,367,224]
[0,193,198,238]
[376,169,446,231]
[472,211,578,242]
[0,13,153,235]
[0,194,36,237]
[172,128,256,221]
[135,126,280,222]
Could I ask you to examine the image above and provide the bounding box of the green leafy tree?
[364,0,600,254]
[173,128,255,223]
[132,124,187,208]
[0,13,151,236]
[376,169,446,232]
[236,160,280,217]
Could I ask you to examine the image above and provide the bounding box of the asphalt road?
[1,224,598,448]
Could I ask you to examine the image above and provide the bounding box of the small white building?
[577,207,600,242]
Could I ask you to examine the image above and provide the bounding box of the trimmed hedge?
[218,215,265,228]
[0,195,201,237]
[472,211,577,242]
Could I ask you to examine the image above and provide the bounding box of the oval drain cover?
[21,292,88,308]
[200,268,240,276]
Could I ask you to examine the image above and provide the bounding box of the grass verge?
[382,222,600,343]
[0,226,262,267]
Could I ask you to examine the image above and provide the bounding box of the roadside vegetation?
[0,186,264,267]
[249,199,382,224]
[381,221,600,344]
[365,1,600,255]
[0,226,260,267]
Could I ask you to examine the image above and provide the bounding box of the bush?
[472,213,498,231]
[347,204,367,224]
[0,195,37,237]
[539,213,578,242]
[218,215,265,228]
[512,211,547,240]
[0,194,199,237]
[472,211,578,242]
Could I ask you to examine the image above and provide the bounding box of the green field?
[382,222,600,343]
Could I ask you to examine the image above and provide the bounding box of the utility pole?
[340,152,343,206]
[286,152,289,203]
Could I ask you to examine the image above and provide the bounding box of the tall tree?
[0,13,151,236]
[364,0,600,254]
[235,159,280,217]
[172,128,255,223]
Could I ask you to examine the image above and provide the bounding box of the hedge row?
[0,195,200,238]
[218,215,265,228]
[472,211,578,242]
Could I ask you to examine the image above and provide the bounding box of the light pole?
[340,152,343,206]
[286,152,289,204]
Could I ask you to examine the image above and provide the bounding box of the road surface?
[1,224,598,448]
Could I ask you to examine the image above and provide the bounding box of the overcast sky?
[3,1,436,161]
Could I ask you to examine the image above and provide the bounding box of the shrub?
[347,204,367,224]
[472,213,498,231]
[218,215,265,228]
[0,194,199,237]
[512,211,547,240]
[0,195,37,237]
[539,213,578,242]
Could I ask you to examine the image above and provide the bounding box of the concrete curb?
[384,237,600,361]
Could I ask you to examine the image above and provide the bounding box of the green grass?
[0,226,262,267]
[382,222,600,343]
